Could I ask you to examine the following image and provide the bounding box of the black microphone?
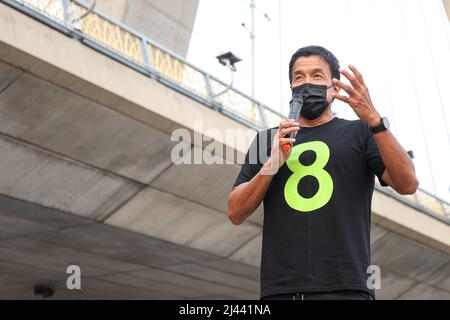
[281,95,303,151]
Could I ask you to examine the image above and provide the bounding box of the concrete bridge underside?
[0,3,449,299]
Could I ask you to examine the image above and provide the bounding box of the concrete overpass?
[444,0,450,21]
[0,0,449,299]
[93,0,199,58]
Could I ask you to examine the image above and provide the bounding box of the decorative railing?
[8,0,282,129]
[377,181,450,224]
[2,0,449,224]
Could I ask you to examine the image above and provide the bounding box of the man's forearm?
[373,130,419,194]
[227,161,275,225]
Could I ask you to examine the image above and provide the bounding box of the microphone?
[281,95,303,151]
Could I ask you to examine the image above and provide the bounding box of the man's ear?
[333,83,340,94]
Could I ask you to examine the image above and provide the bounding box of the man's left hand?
[332,65,381,127]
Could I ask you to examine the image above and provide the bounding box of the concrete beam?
[443,0,450,21]
[372,190,450,254]
[0,2,252,159]
[95,0,199,57]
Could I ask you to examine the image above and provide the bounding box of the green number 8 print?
[284,141,333,212]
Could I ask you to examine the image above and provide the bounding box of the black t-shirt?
[232,117,387,299]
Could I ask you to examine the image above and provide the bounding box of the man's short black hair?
[289,45,340,84]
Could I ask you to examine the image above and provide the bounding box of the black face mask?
[292,83,334,120]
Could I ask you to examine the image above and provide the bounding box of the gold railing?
[16,0,282,128]
[147,44,209,100]
[6,0,450,223]
[375,180,450,222]
[20,0,64,20]
[74,5,145,65]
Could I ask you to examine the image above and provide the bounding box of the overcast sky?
[187,0,450,202]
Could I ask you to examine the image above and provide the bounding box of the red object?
[282,144,291,152]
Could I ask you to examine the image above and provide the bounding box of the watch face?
[382,117,390,130]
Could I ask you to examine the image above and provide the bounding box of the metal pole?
[241,0,270,100]
[250,0,255,99]
[278,0,283,114]
[61,0,81,30]
[61,0,73,24]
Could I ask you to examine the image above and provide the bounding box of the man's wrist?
[367,114,382,128]
[260,159,277,176]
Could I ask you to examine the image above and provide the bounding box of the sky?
[187,0,450,202]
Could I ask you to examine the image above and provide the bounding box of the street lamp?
[213,51,242,98]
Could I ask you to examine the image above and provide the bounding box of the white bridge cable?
[373,0,398,133]
[397,0,438,196]
[418,0,450,147]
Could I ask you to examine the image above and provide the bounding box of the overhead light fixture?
[213,52,242,98]
[216,51,242,72]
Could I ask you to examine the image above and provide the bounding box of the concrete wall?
[444,0,450,20]
[95,0,199,57]
[0,1,449,299]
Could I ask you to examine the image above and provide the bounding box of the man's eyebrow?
[311,68,326,74]
[292,68,326,75]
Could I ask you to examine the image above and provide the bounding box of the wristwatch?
[369,117,390,134]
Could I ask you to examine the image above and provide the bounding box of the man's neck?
[298,110,335,128]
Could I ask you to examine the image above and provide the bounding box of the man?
[227,46,418,300]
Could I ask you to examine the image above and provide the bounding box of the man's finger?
[279,138,296,144]
[332,93,350,104]
[280,126,300,137]
[348,64,365,86]
[332,78,355,96]
[280,119,299,127]
[280,119,291,127]
[339,68,360,89]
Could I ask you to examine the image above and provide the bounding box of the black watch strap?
[369,117,389,134]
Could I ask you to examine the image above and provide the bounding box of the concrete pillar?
[94,0,199,58]
[444,0,450,21]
